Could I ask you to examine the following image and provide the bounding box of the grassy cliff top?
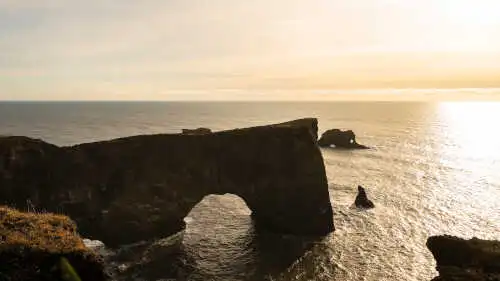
[0,206,86,253]
[0,206,108,281]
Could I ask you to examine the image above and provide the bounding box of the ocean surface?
[1,101,500,281]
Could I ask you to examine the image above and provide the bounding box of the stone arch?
[0,119,334,247]
[185,193,252,222]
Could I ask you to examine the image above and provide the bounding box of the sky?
[1,0,500,101]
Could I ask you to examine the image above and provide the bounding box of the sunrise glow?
[1,0,500,100]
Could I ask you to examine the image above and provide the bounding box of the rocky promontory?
[427,235,500,281]
[0,119,334,247]
[0,206,108,281]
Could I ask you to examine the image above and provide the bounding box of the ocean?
[1,101,499,281]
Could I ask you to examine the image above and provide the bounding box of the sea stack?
[318,129,369,149]
[354,185,375,208]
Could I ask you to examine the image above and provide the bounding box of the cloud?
[0,0,62,10]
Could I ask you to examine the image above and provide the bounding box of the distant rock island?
[0,118,334,247]
[318,129,369,149]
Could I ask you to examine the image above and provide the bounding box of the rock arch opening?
[184,193,252,230]
[181,194,254,277]
[184,193,252,232]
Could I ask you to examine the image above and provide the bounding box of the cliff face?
[0,119,334,247]
[0,206,108,281]
[427,235,500,281]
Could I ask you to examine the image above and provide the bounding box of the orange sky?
[1,0,500,100]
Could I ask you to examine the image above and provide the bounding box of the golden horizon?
[1,1,500,100]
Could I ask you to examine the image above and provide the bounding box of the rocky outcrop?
[0,119,334,247]
[181,128,212,135]
[318,129,369,149]
[354,185,374,208]
[0,206,109,281]
[427,235,500,281]
[181,118,318,138]
[273,118,319,141]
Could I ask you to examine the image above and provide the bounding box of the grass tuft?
[0,206,85,253]
[0,206,106,281]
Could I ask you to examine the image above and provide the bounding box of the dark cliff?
[274,118,319,141]
[0,119,334,247]
[427,235,500,281]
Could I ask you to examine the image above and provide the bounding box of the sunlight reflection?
[431,102,500,239]
[438,102,500,161]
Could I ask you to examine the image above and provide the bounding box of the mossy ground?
[0,206,85,252]
[0,206,107,281]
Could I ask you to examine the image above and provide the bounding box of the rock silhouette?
[273,118,319,141]
[354,185,375,208]
[427,235,500,281]
[318,129,369,149]
[0,119,334,247]
[181,128,212,135]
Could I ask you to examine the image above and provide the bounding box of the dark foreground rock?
[0,119,334,247]
[427,235,500,281]
[354,185,374,208]
[318,129,369,149]
[0,206,108,281]
[181,128,212,135]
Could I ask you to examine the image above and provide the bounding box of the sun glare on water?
[436,102,500,230]
[439,102,500,161]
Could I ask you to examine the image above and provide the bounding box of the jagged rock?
[181,128,212,135]
[0,119,334,247]
[354,185,375,208]
[427,235,500,281]
[0,206,109,281]
[318,129,369,149]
